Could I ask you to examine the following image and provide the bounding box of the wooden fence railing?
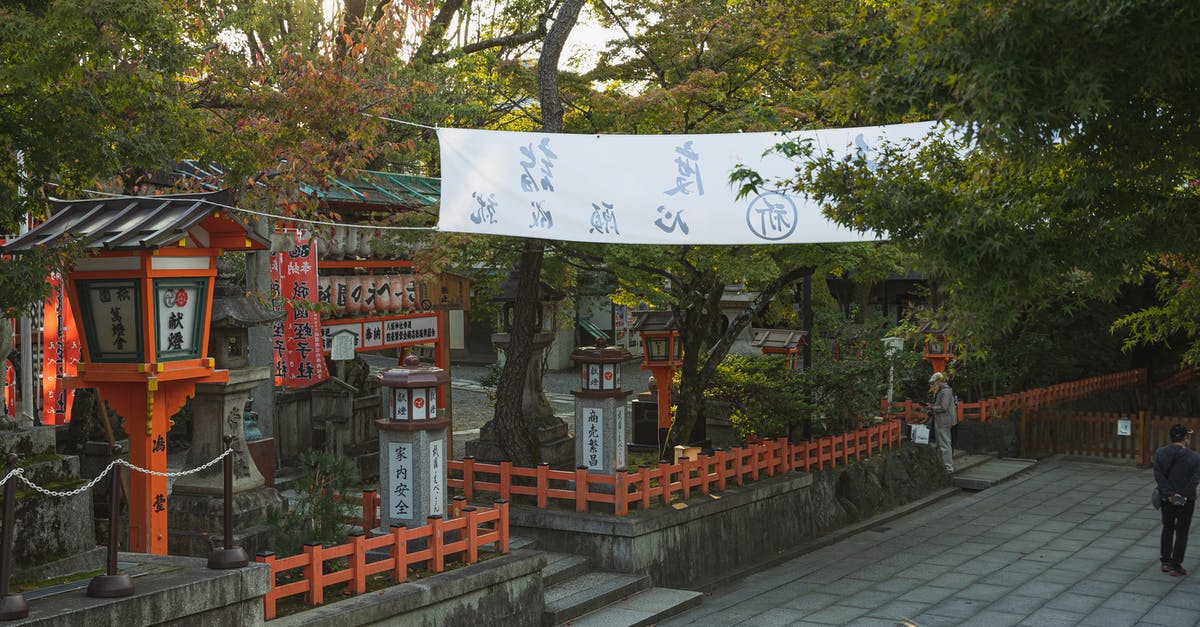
[447,419,902,516]
[882,368,1146,423]
[254,500,509,620]
[1022,410,1200,465]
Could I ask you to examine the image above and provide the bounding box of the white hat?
[929,372,944,384]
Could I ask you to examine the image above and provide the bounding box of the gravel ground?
[362,354,651,458]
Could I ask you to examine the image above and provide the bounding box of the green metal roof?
[168,161,440,210]
[301,170,440,208]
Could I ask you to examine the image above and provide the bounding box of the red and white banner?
[271,230,329,389]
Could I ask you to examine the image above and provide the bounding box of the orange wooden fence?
[882,368,1146,423]
[447,419,902,516]
[1022,410,1200,465]
[254,500,509,620]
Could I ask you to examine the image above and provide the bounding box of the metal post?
[88,445,133,598]
[208,435,249,569]
[0,454,28,620]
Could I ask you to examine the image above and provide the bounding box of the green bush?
[266,450,360,557]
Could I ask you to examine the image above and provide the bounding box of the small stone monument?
[376,355,450,529]
[570,339,632,475]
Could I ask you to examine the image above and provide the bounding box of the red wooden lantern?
[2,191,268,554]
[631,311,681,430]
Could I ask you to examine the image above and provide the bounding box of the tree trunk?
[490,0,585,465]
[493,239,546,465]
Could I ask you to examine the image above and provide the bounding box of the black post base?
[208,546,250,570]
[87,574,134,598]
[0,593,28,620]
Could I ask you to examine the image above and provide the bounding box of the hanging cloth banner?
[270,230,330,390]
[436,122,938,245]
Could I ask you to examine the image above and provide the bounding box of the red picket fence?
[254,500,509,620]
[447,419,902,516]
[882,368,1146,424]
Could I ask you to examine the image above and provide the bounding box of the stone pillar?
[377,356,450,530]
[570,340,633,475]
[168,366,283,557]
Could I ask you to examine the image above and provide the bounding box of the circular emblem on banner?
[413,397,425,409]
[604,371,614,381]
[162,290,175,308]
[745,191,799,241]
[174,289,189,307]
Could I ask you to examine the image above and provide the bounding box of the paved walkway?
[662,458,1199,627]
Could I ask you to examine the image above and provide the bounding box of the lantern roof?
[210,259,284,329]
[492,268,566,304]
[631,310,678,334]
[570,338,632,364]
[918,321,948,335]
[751,328,807,350]
[0,190,269,253]
[377,355,450,388]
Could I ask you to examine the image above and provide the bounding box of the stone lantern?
[169,259,284,557]
[377,355,450,529]
[570,339,632,474]
[465,268,573,467]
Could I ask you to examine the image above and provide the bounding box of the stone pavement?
[661,457,1199,627]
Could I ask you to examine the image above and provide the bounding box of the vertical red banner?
[40,275,78,425]
[270,230,329,390]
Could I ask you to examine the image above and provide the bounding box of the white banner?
[437,122,938,245]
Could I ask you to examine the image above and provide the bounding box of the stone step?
[543,571,649,627]
[560,587,705,627]
[953,457,1037,491]
[542,552,591,588]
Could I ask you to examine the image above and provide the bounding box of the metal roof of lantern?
[631,310,678,333]
[0,190,269,253]
[751,328,808,350]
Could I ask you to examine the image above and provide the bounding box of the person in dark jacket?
[1154,423,1200,576]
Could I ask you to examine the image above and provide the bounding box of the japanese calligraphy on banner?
[41,275,79,425]
[271,230,329,389]
[437,122,939,244]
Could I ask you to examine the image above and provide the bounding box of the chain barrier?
[4,447,234,499]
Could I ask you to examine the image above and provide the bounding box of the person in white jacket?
[928,372,956,472]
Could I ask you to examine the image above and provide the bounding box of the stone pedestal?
[465,331,573,468]
[378,419,448,530]
[168,366,282,558]
[574,394,630,475]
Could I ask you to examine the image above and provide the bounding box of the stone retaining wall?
[510,442,948,590]
[270,550,546,627]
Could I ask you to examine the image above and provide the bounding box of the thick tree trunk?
[493,239,546,465]
[490,0,585,465]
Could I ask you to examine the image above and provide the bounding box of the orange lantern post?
[920,323,953,375]
[1,192,268,554]
[631,311,682,432]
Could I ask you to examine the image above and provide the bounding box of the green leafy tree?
[790,0,1200,366]
[0,0,213,313]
